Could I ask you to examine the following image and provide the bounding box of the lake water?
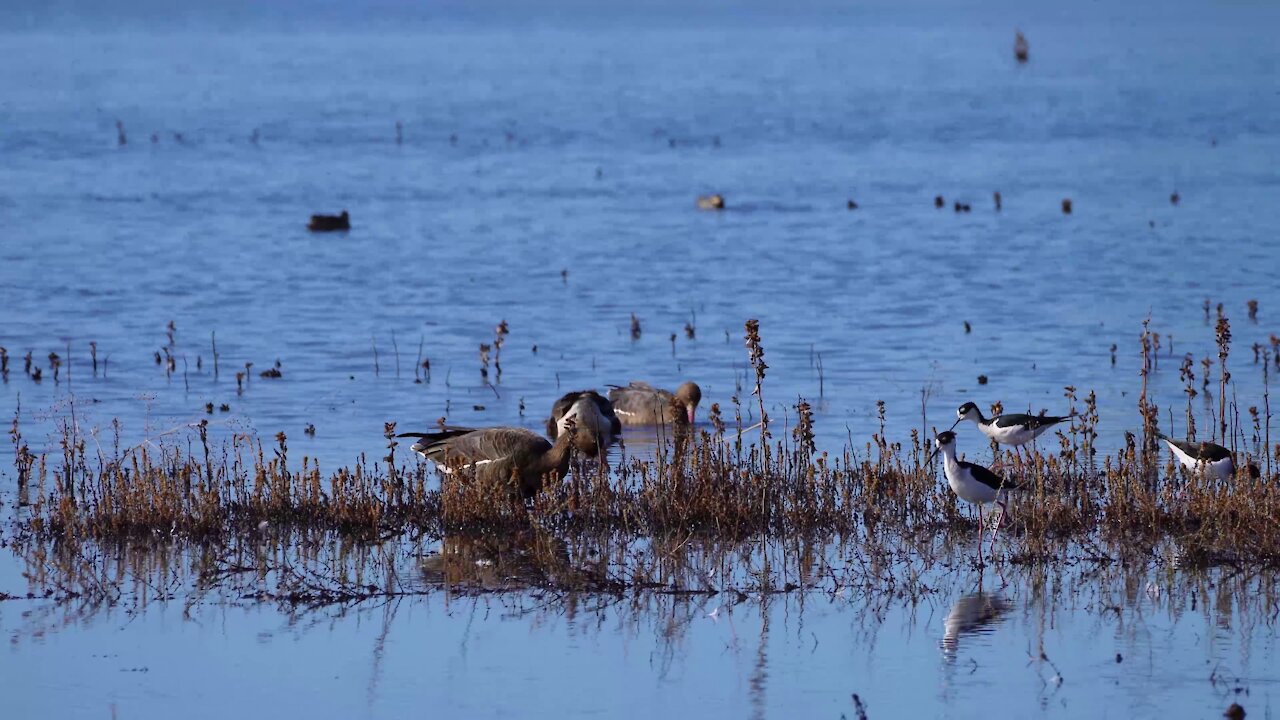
[3,0,1280,717]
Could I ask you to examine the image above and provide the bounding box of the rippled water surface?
[3,0,1280,717]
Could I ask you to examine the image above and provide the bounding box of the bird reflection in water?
[417,529,606,592]
[941,590,1010,660]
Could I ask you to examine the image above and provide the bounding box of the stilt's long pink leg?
[989,500,1007,554]
[977,505,985,564]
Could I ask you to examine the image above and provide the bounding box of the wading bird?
[1156,434,1260,482]
[545,390,622,456]
[928,431,1021,560]
[608,381,702,426]
[952,402,1073,450]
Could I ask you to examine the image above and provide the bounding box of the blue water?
[3,1,1280,717]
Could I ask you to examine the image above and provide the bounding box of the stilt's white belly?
[1166,442,1233,481]
[945,460,1000,505]
[981,422,1045,447]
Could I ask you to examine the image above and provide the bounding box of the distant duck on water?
[1014,31,1029,63]
[308,210,350,232]
[697,194,725,210]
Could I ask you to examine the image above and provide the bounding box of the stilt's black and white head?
[952,402,982,429]
[927,430,957,463]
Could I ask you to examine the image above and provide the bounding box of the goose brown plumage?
[607,381,702,426]
[398,425,585,499]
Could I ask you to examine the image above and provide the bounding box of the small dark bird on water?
[935,195,945,209]
[116,120,127,146]
[993,191,1002,211]
[609,381,702,426]
[1014,31,1029,63]
[1062,199,1073,214]
[697,194,726,210]
[308,210,350,232]
[847,199,858,210]
[1170,191,1180,206]
[545,390,621,457]
[399,424,594,500]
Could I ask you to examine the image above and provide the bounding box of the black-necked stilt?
[928,431,1021,558]
[1156,434,1260,482]
[697,194,725,210]
[608,381,702,426]
[399,423,594,500]
[546,390,622,457]
[952,401,1074,449]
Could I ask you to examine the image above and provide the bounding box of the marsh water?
[3,1,1280,717]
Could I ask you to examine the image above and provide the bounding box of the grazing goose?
[608,381,702,426]
[308,210,350,232]
[545,390,622,456]
[928,431,1021,558]
[696,194,725,210]
[398,425,588,499]
[952,402,1073,449]
[1157,434,1260,482]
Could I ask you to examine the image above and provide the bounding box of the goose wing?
[399,427,549,468]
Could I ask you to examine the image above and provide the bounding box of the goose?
[608,381,701,426]
[545,390,622,456]
[398,425,588,500]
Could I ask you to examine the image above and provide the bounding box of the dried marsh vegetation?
[5,312,1280,610]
